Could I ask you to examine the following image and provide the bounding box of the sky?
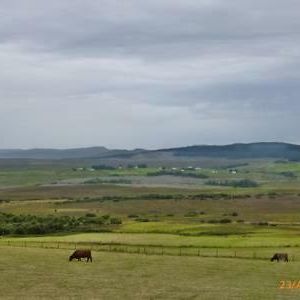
[0,0,299,149]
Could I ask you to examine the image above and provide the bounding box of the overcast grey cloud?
[0,0,299,149]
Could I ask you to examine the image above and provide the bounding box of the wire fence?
[0,240,296,261]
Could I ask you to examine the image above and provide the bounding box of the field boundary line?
[0,240,292,261]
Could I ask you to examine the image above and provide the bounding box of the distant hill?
[155,142,300,160]
[0,147,145,160]
[0,142,299,161]
[0,147,109,159]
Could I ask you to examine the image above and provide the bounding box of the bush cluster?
[147,170,208,179]
[0,212,122,236]
[206,179,259,188]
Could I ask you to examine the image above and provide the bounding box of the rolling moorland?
[1,142,300,299]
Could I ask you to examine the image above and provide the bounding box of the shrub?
[219,218,232,224]
[206,179,259,188]
[147,170,208,179]
[128,214,139,218]
[207,219,218,224]
[92,165,116,170]
[268,192,278,198]
[110,218,122,225]
[258,221,268,226]
[137,164,147,168]
[0,212,123,235]
[135,218,150,222]
[85,213,96,218]
[0,226,12,235]
[184,211,198,217]
[280,171,297,178]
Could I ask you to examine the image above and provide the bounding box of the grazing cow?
[270,253,288,262]
[69,249,92,262]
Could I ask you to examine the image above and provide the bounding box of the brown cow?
[69,249,92,262]
[270,253,288,262]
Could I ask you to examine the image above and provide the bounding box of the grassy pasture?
[2,194,300,223]
[0,184,209,201]
[1,246,300,299]
[5,230,300,249]
[1,160,300,298]
[0,159,299,189]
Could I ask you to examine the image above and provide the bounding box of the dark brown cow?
[69,249,92,262]
[270,253,288,262]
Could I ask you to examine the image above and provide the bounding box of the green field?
[0,246,299,299]
[1,160,300,298]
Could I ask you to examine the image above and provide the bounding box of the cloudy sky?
[0,0,299,149]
